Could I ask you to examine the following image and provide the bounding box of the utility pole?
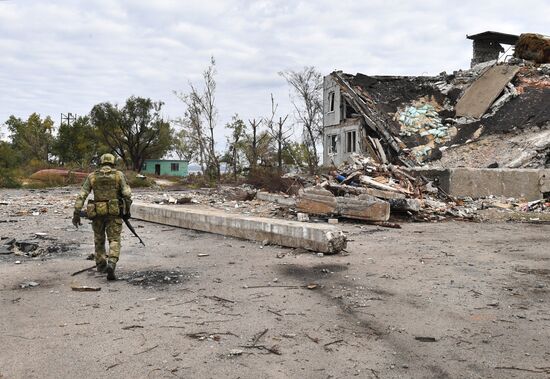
[60,112,77,126]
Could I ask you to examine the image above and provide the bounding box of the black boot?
[96,260,107,273]
[105,262,116,281]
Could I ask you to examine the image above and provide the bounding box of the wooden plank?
[455,65,520,118]
[359,175,412,195]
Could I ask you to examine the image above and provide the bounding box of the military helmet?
[100,153,116,165]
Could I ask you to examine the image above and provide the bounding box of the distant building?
[141,159,188,177]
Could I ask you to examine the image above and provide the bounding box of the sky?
[1,0,548,146]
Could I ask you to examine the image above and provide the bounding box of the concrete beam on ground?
[132,202,347,254]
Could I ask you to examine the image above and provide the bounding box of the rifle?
[80,205,145,246]
[122,216,145,246]
[120,198,145,246]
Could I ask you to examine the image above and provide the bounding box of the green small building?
[141,159,188,177]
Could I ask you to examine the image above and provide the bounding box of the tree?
[0,141,22,188]
[90,96,174,171]
[173,92,208,170]
[174,56,220,179]
[246,118,262,171]
[224,114,247,181]
[279,66,323,173]
[281,142,309,169]
[263,94,291,173]
[0,141,21,169]
[6,113,54,163]
[253,130,274,168]
[53,116,104,167]
[172,128,195,162]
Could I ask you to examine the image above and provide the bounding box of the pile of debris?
[0,233,75,260]
[327,58,550,169]
[133,161,549,225]
[297,153,472,222]
[133,185,290,219]
[297,153,550,223]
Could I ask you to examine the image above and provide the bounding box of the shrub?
[0,168,21,188]
[245,167,297,193]
[125,171,156,188]
[176,173,217,189]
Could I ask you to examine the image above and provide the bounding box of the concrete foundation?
[410,167,550,200]
[132,202,347,254]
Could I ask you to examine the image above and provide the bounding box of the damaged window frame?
[346,130,357,153]
[327,134,338,154]
[328,91,335,113]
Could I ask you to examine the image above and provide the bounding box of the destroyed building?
[466,31,518,67]
[322,31,550,170]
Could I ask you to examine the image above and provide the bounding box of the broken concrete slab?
[363,186,407,200]
[326,183,406,200]
[220,186,257,201]
[256,191,297,207]
[410,167,550,200]
[0,246,12,255]
[296,187,390,221]
[388,198,422,212]
[14,241,39,253]
[336,195,390,221]
[296,187,338,215]
[132,202,347,254]
[455,65,520,118]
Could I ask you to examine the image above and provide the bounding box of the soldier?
[72,153,132,280]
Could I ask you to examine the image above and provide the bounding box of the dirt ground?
[1,188,550,379]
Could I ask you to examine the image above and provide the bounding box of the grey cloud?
[1,0,548,146]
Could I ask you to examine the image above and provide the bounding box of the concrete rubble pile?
[297,153,550,222]
[330,59,550,169]
[297,153,471,221]
[133,185,287,219]
[134,166,550,225]
[430,61,550,169]
[0,190,80,260]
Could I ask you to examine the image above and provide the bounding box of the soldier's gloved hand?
[72,210,82,228]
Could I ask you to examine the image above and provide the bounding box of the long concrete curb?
[132,202,347,254]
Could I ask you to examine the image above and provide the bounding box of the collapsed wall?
[332,60,550,169]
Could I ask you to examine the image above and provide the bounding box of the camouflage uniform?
[73,154,132,279]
